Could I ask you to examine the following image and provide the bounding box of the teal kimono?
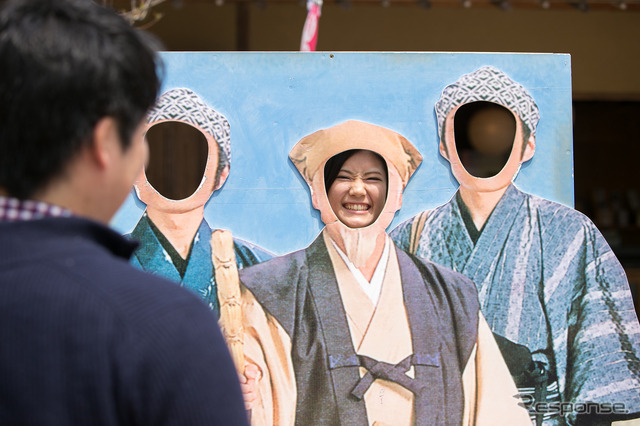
[128,213,273,317]
[391,184,640,425]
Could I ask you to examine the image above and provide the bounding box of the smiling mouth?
[343,203,370,212]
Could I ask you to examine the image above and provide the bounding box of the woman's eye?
[336,175,350,180]
[366,177,382,182]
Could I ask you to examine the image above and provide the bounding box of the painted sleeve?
[533,207,640,423]
[563,221,640,416]
[241,286,296,426]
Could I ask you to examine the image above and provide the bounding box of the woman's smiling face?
[327,150,388,229]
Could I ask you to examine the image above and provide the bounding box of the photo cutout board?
[111,52,640,425]
[112,52,573,256]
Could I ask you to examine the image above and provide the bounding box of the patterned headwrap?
[146,88,231,169]
[434,66,540,138]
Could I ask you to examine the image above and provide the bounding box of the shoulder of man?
[83,225,250,426]
[523,190,614,249]
[0,217,249,425]
[522,189,592,226]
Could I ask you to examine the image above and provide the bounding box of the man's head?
[134,88,231,214]
[0,0,161,206]
[434,66,539,192]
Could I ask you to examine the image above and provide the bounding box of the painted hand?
[239,362,261,410]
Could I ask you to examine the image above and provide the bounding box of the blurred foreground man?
[0,1,248,424]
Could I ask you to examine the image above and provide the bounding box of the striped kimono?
[391,184,640,425]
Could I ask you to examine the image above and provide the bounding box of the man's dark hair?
[0,0,162,199]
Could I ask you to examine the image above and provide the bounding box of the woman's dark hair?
[324,149,388,192]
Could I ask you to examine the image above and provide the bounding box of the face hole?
[144,121,209,200]
[453,101,516,178]
[324,149,389,229]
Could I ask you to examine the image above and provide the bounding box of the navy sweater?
[0,217,249,426]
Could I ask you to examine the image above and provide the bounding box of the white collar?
[331,235,390,305]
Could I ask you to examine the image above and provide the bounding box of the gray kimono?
[239,234,481,425]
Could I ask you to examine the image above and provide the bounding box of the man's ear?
[91,117,120,170]
[439,141,450,162]
[521,136,535,163]
[214,165,230,191]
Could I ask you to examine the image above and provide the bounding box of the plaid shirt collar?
[0,196,73,222]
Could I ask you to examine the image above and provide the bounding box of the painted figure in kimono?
[237,120,531,425]
[391,66,640,425]
[127,88,272,316]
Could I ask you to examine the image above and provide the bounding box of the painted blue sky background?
[112,52,573,256]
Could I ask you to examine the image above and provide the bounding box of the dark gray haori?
[240,235,480,425]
